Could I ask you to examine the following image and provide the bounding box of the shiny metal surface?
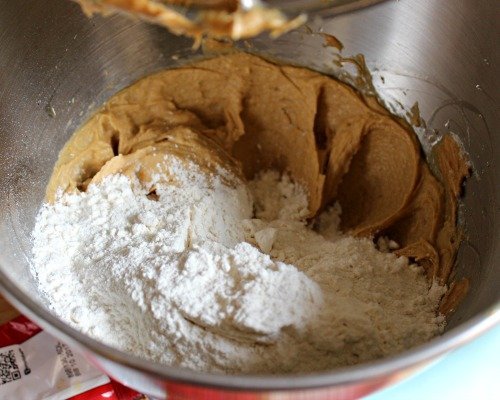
[0,0,498,399]
[267,0,387,16]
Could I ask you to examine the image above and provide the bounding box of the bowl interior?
[0,0,498,381]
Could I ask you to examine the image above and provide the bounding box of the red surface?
[109,380,145,400]
[69,382,119,400]
[68,381,143,400]
[163,377,390,400]
[0,315,42,346]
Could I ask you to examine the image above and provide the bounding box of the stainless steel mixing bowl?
[0,0,498,398]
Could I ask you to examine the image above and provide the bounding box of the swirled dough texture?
[47,52,469,297]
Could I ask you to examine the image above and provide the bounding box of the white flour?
[31,159,446,373]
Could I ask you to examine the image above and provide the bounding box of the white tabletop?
[366,325,500,400]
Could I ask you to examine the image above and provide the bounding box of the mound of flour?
[31,160,446,373]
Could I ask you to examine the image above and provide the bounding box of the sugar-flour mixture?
[32,161,444,373]
[31,53,469,373]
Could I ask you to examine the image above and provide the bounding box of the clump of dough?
[47,52,469,309]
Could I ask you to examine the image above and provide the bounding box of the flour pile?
[31,157,446,373]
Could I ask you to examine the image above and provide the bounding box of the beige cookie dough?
[47,52,469,303]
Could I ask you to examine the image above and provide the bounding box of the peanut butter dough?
[47,53,469,294]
